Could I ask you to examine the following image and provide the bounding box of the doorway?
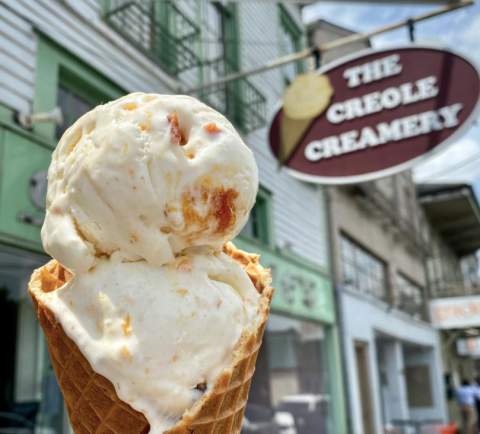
[355,341,376,434]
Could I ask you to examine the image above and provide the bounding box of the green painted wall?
[235,235,335,324]
[0,130,51,249]
[233,235,348,434]
[0,34,125,254]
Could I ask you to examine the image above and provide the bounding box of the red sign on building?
[269,46,480,184]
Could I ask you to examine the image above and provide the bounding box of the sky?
[302,1,480,196]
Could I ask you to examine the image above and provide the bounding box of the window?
[241,187,274,247]
[34,36,125,143]
[405,365,433,407]
[340,235,388,301]
[55,68,115,140]
[396,274,426,320]
[198,3,266,133]
[279,6,304,84]
[246,314,333,433]
[399,173,417,230]
[205,3,237,74]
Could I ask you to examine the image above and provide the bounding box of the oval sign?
[269,45,480,184]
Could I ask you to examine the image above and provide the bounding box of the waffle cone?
[28,243,274,434]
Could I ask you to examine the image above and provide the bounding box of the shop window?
[340,235,388,302]
[396,273,427,321]
[246,313,333,434]
[405,365,434,407]
[279,6,304,85]
[241,186,274,247]
[399,173,417,231]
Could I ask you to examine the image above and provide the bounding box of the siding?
[1,0,179,109]
[0,0,330,270]
[239,3,329,269]
[0,3,37,113]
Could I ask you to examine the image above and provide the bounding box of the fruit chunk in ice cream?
[39,93,264,433]
[42,93,259,274]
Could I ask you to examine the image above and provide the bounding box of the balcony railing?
[104,0,201,75]
[197,57,267,134]
[429,280,480,299]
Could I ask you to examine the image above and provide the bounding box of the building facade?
[328,178,447,434]
[419,183,480,427]
[0,1,347,433]
[307,19,448,434]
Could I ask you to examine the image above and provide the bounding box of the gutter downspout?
[325,185,353,434]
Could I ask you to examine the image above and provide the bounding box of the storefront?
[234,236,346,434]
[0,123,62,432]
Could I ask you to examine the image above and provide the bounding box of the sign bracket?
[407,18,416,43]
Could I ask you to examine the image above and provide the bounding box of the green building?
[0,1,347,432]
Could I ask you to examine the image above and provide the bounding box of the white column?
[381,340,409,423]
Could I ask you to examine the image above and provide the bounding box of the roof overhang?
[418,183,480,256]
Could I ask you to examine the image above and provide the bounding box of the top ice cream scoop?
[42,93,259,273]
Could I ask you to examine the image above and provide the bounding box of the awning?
[418,183,480,257]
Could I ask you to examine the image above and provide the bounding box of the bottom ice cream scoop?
[38,247,261,434]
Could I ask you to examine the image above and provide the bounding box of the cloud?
[303,1,480,191]
[413,131,480,184]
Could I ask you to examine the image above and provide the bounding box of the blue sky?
[303,2,480,195]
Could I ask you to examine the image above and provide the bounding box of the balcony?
[104,0,201,75]
[197,57,267,134]
[429,280,480,299]
[352,182,428,254]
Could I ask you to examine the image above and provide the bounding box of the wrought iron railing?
[429,280,480,298]
[198,57,267,134]
[104,0,201,75]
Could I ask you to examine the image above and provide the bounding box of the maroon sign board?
[269,46,480,184]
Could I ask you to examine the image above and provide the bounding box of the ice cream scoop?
[42,93,259,274]
[37,247,261,433]
[38,94,266,434]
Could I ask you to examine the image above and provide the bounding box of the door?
[355,341,376,434]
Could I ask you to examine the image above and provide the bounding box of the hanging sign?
[430,295,480,329]
[269,45,480,184]
[457,338,480,357]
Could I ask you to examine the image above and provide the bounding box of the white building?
[0,1,347,433]
[307,19,448,434]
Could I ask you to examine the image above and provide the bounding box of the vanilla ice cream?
[39,248,260,433]
[39,93,263,434]
[42,93,258,274]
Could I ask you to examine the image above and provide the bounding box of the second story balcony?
[104,0,201,75]
[419,183,480,300]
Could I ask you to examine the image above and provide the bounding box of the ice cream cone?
[29,243,274,434]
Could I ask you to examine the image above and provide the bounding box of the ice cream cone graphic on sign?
[280,73,334,165]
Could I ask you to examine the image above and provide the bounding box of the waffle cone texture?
[28,243,274,434]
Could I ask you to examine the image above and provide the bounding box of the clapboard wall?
[0,0,329,270]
